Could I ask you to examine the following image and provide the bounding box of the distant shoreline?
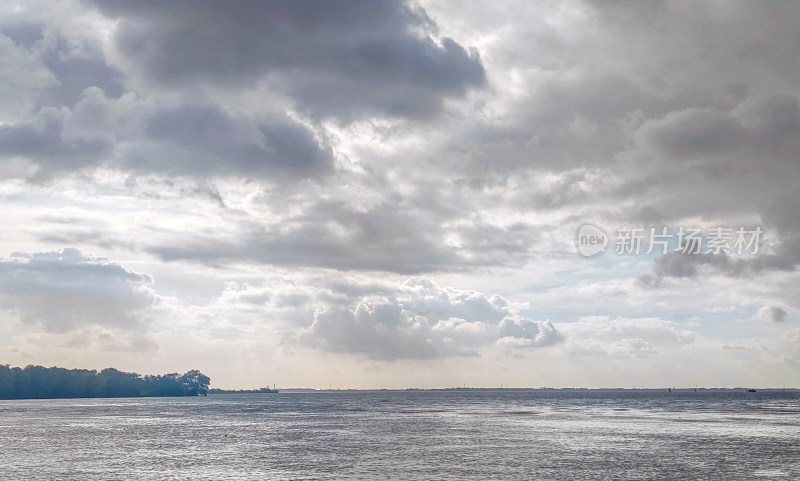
[3,387,799,401]
[208,387,279,394]
[240,387,800,393]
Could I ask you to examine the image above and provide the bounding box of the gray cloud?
[141,196,539,274]
[756,306,788,324]
[87,0,485,121]
[633,94,800,169]
[0,89,335,180]
[147,209,460,274]
[0,248,158,331]
[497,318,564,348]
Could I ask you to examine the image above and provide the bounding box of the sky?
[0,0,798,389]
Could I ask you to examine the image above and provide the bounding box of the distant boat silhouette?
[747,389,757,393]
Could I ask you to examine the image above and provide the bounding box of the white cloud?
[293,277,564,360]
[559,316,696,358]
[0,248,158,331]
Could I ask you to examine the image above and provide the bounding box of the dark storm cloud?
[40,36,126,107]
[0,0,481,180]
[639,240,800,287]
[0,106,112,174]
[87,0,485,120]
[0,248,158,331]
[430,0,800,282]
[635,94,800,163]
[134,104,333,178]
[628,94,800,282]
[0,22,125,107]
[0,89,335,180]
[431,0,800,180]
[0,21,44,49]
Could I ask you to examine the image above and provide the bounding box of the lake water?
[1,389,799,480]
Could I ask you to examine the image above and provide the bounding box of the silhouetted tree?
[180,370,210,396]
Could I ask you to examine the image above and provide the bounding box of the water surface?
[2,389,799,480]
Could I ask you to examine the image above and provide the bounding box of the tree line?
[0,365,210,399]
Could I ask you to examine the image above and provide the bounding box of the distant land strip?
[208,387,279,394]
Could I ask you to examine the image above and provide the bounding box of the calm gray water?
[1,389,799,480]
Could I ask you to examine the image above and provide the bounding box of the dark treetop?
[0,364,210,399]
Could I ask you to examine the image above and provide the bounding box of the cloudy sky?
[0,0,798,389]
